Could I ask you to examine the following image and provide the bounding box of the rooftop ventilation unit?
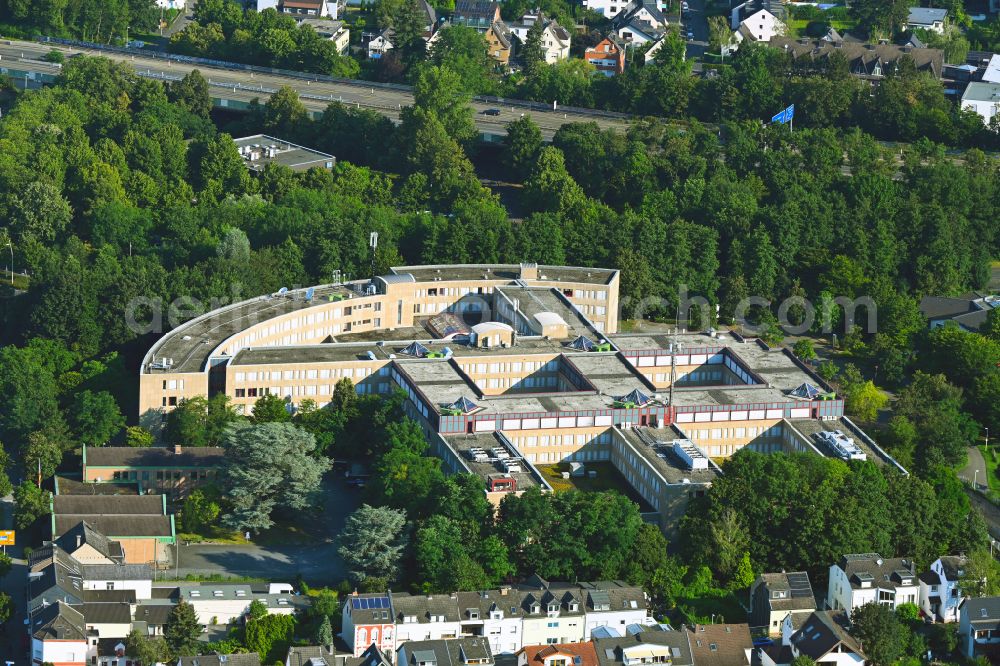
[815,430,866,461]
[672,439,709,470]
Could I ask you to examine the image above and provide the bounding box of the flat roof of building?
[962,81,1000,103]
[233,134,335,172]
[496,285,600,338]
[786,417,894,467]
[392,264,618,286]
[445,431,543,490]
[613,427,721,485]
[144,284,356,374]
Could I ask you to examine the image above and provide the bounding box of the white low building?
[735,8,784,43]
[961,82,1000,126]
[905,6,947,33]
[175,582,301,625]
[31,602,89,666]
[919,556,966,623]
[827,553,919,613]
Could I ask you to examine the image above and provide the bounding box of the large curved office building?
[140,263,902,533]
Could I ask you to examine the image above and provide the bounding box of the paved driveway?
[175,473,359,586]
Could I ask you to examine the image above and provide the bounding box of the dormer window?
[568,602,579,612]
[532,604,541,614]
[547,603,560,616]
[772,590,787,599]
[468,609,480,620]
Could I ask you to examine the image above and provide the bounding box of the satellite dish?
[277,287,288,295]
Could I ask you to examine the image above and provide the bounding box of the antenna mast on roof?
[369,232,379,280]
[668,328,682,412]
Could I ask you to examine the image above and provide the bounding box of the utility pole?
[6,238,12,286]
[986,427,990,452]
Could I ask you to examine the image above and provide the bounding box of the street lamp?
[987,427,991,452]
[5,238,12,286]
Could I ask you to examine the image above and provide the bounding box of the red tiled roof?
[519,643,600,666]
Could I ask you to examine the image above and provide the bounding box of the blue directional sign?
[771,104,795,124]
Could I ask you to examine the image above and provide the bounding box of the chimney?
[76,534,82,549]
[174,444,183,455]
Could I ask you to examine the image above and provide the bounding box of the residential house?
[178,655,262,666]
[368,29,394,59]
[592,623,694,666]
[81,602,133,643]
[288,643,394,666]
[485,21,514,66]
[82,444,225,498]
[961,82,1000,125]
[582,0,666,18]
[919,555,966,623]
[827,553,919,613]
[398,637,495,666]
[685,624,752,666]
[769,37,944,82]
[31,601,89,666]
[959,596,1000,660]
[55,520,126,565]
[520,578,648,645]
[452,0,502,32]
[173,582,302,624]
[749,572,816,636]
[296,18,351,54]
[343,592,398,657]
[610,0,668,45]
[455,589,524,655]
[585,35,627,76]
[517,642,599,666]
[734,9,784,43]
[508,12,572,63]
[393,593,465,646]
[52,494,175,565]
[759,610,864,666]
[343,580,650,658]
[906,6,947,33]
[983,53,1000,83]
[134,601,174,637]
[920,294,1000,332]
[257,0,342,20]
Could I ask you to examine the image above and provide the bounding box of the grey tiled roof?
[80,602,132,624]
[53,494,165,515]
[32,601,87,641]
[177,655,262,666]
[393,593,462,623]
[81,563,154,581]
[85,445,225,468]
[790,611,863,661]
[594,626,693,666]
[838,553,916,590]
[56,520,125,561]
[54,515,172,538]
[399,638,494,666]
[962,596,1000,627]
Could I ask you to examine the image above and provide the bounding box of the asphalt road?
[0,498,29,663]
[682,0,710,59]
[960,445,989,490]
[0,39,631,140]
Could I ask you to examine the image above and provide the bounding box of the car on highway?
[481,108,501,116]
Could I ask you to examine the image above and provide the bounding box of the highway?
[0,39,631,140]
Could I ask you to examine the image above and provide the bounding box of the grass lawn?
[179,527,248,545]
[1,270,29,290]
[535,462,654,510]
[675,591,746,623]
[787,18,856,37]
